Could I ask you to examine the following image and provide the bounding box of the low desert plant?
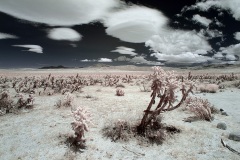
[56,92,74,108]
[184,96,213,121]
[70,106,93,149]
[198,84,218,93]
[0,91,14,115]
[116,88,125,96]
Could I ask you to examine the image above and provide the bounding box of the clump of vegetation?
[0,91,14,115]
[116,88,125,96]
[136,66,194,136]
[198,84,219,93]
[55,92,74,108]
[67,106,93,151]
[184,96,215,122]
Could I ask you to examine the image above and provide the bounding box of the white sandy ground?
[0,66,240,160]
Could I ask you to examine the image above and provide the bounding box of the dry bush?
[0,91,14,115]
[116,84,125,88]
[198,84,218,93]
[102,116,180,145]
[116,88,125,96]
[102,119,132,142]
[56,92,74,108]
[184,96,213,121]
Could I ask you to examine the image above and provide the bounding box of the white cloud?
[0,0,120,26]
[218,43,240,56]
[192,14,212,27]
[104,5,168,43]
[80,59,94,62]
[129,56,163,65]
[48,28,82,41]
[111,46,137,56]
[145,30,212,55]
[12,45,43,53]
[234,32,240,41]
[114,56,131,62]
[198,29,223,39]
[225,54,237,61]
[187,0,240,21]
[151,52,213,63]
[213,53,224,59]
[98,58,112,62]
[0,32,18,39]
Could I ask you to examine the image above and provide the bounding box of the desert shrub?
[102,119,132,142]
[69,106,93,149]
[198,84,218,93]
[116,88,125,96]
[116,84,125,88]
[0,91,14,115]
[102,116,180,145]
[56,92,74,108]
[184,96,213,121]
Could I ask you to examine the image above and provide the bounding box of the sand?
[0,66,240,160]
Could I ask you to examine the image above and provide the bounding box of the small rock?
[229,132,240,141]
[217,122,227,130]
[220,108,224,112]
[221,112,228,116]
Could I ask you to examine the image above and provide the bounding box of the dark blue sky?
[0,0,239,68]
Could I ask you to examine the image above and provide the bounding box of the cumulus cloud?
[48,28,82,41]
[192,14,212,27]
[145,30,212,55]
[114,56,131,62]
[234,32,240,41]
[186,0,240,21]
[0,32,18,39]
[111,46,137,56]
[151,52,213,64]
[129,56,163,65]
[0,0,120,26]
[218,43,240,56]
[98,58,112,62]
[198,29,223,39]
[12,45,43,53]
[104,5,168,43]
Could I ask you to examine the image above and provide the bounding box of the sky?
[0,0,240,68]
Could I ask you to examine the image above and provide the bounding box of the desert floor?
[0,66,240,160]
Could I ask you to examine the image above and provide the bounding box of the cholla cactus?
[116,88,125,96]
[71,106,93,145]
[0,91,13,115]
[137,66,194,135]
[185,96,213,121]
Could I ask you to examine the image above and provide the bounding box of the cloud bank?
[12,45,43,53]
[48,28,82,41]
[104,5,168,43]
[151,52,213,63]
[0,0,120,26]
[98,58,112,62]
